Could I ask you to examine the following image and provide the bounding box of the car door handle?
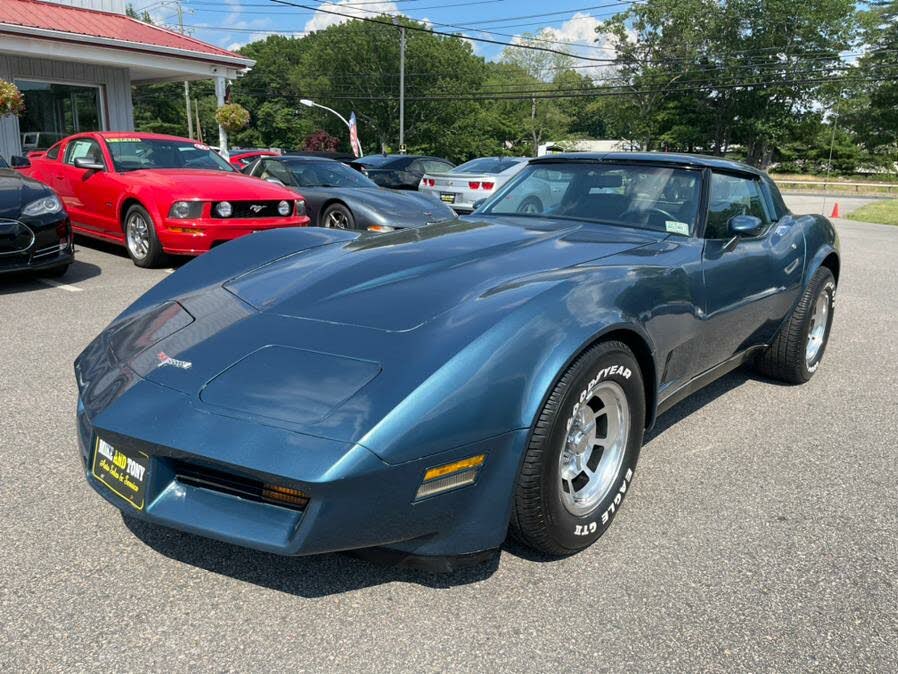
[784,259,800,274]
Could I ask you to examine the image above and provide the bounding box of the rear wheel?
[321,203,356,230]
[124,204,166,268]
[511,340,645,555]
[754,267,836,384]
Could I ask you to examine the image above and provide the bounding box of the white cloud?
[304,1,400,33]
[508,13,618,80]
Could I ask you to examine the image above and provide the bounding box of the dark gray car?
[244,156,455,231]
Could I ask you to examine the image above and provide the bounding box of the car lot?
[1,198,896,671]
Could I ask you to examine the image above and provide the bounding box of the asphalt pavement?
[1,200,896,672]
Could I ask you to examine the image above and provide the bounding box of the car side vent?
[173,460,309,511]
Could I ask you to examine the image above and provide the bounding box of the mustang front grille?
[210,201,292,219]
[173,460,309,511]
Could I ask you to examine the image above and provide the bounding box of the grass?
[847,199,898,226]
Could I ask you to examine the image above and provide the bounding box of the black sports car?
[0,156,73,277]
[350,154,455,190]
[244,155,456,231]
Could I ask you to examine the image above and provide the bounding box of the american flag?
[349,112,363,158]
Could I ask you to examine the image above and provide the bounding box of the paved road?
[2,219,896,672]
[782,194,879,217]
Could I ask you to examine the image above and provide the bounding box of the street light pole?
[399,24,406,153]
[298,99,364,157]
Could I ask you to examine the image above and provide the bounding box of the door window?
[256,159,295,185]
[64,138,104,167]
[705,173,772,239]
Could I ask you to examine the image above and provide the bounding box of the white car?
[419,156,529,213]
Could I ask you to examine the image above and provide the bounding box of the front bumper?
[77,373,525,558]
[158,215,310,255]
[0,214,73,275]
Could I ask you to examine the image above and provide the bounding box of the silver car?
[419,156,529,213]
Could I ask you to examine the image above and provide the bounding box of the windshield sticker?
[194,143,210,151]
[106,138,142,143]
[665,220,690,236]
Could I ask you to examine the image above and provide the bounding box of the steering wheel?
[620,206,678,230]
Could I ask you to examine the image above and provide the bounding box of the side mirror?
[10,155,30,168]
[472,199,487,211]
[73,157,105,171]
[728,214,764,237]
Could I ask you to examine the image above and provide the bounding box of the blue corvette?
[75,153,839,569]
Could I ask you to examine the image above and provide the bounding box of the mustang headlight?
[169,201,204,219]
[22,194,63,217]
[277,200,291,216]
[215,201,233,218]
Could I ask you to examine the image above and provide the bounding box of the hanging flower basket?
[0,80,25,117]
[215,103,250,133]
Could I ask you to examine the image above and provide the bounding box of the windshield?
[287,161,378,188]
[481,163,702,235]
[106,138,235,172]
[355,155,408,169]
[451,157,525,174]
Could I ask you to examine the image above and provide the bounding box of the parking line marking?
[37,278,83,293]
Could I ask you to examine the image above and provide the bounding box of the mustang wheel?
[124,204,165,268]
[511,340,645,555]
[321,203,356,230]
[754,266,836,384]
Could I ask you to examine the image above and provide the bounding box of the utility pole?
[393,17,406,153]
[174,1,193,139]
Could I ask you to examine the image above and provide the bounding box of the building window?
[16,80,105,151]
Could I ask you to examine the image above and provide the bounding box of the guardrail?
[774,179,898,194]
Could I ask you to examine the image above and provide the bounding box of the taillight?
[482,182,495,190]
[469,181,480,190]
[429,178,436,187]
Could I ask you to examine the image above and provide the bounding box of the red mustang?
[23,132,309,267]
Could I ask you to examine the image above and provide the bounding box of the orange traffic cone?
[830,202,840,218]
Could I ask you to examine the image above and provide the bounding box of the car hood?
[0,169,53,218]
[322,187,454,224]
[119,169,298,200]
[224,217,662,332]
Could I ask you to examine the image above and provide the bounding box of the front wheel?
[320,203,356,230]
[511,340,645,555]
[124,204,166,268]
[754,267,836,384]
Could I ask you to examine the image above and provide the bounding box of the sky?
[133,0,627,65]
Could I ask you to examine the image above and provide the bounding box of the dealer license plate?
[439,192,456,204]
[92,438,150,510]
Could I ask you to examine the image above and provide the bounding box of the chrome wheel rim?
[806,287,830,365]
[559,380,630,516]
[517,200,540,215]
[324,209,349,229]
[126,213,150,260]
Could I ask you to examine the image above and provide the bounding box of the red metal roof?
[0,0,246,63]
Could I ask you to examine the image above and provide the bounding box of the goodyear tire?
[124,204,166,268]
[511,340,645,555]
[754,267,836,384]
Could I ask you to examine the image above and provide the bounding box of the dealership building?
[0,0,253,159]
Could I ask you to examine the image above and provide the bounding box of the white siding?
[39,0,125,14]
[0,55,133,159]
